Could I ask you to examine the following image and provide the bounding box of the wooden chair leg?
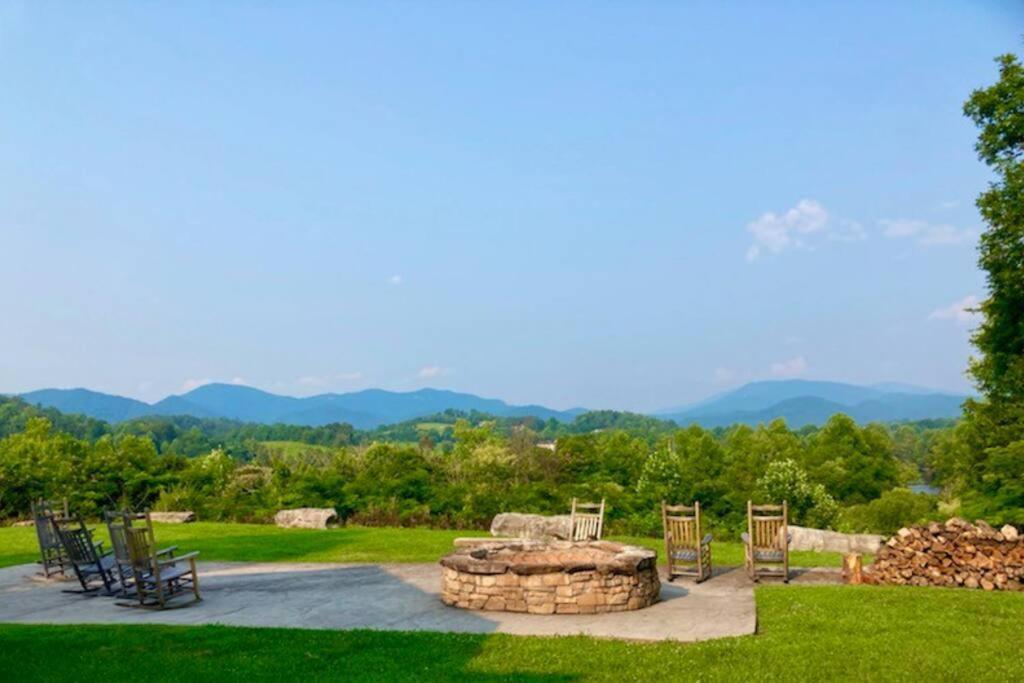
[190,559,201,600]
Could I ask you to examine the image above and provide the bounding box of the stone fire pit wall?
[440,540,660,614]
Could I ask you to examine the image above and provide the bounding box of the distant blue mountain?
[18,384,583,429]
[660,379,967,428]
[19,388,152,423]
[17,378,967,430]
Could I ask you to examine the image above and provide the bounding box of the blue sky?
[1,2,1020,411]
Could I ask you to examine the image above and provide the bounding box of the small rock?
[150,511,196,524]
[274,507,338,530]
[1000,524,1019,542]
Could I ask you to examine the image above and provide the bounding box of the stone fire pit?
[440,540,660,614]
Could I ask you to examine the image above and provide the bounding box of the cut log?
[842,553,864,585]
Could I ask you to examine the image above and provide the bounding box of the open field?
[0,523,851,569]
[259,440,341,456]
[1,585,1022,681]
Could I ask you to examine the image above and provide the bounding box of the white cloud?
[387,275,404,285]
[746,199,829,262]
[929,295,981,326]
[881,219,974,246]
[230,376,247,385]
[180,378,212,392]
[770,356,808,377]
[297,375,329,388]
[417,365,445,379]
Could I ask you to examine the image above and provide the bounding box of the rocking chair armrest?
[701,533,713,546]
[156,546,178,557]
[156,551,198,567]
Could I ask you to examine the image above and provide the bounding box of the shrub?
[842,488,939,535]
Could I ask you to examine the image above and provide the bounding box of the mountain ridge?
[18,384,584,429]
[16,379,969,430]
[660,379,968,428]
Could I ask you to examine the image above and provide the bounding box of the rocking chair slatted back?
[53,515,118,594]
[103,511,132,565]
[56,522,99,567]
[748,504,786,551]
[570,498,605,541]
[663,503,699,548]
[31,499,66,549]
[125,522,158,578]
[31,499,69,578]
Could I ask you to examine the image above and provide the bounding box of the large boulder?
[788,525,883,555]
[274,507,338,530]
[489,513,572,541]
[150,511,196,524]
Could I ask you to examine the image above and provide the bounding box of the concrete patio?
[0,561,839,642]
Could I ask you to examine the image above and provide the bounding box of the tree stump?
[843,552,863,585]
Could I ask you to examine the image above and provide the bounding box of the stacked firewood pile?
[868,518,1023,591]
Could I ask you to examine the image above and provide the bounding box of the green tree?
[756,459,838,529]
[803,415,903,504]
[959,51,1024,522]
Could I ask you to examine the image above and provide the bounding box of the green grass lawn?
[1,585,1022,681]
[0,523,850,569]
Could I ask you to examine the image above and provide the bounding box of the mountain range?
[18,384,586,429]
[657,380,967,428]
[15,379,968,430]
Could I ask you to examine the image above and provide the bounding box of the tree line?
[0,394,963,536]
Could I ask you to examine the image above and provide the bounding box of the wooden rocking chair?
[103,511,180,597]
[31,499,70,578]
[53,515,119,594]
[742,501,791,582]
[662,501,713,582]
[103,510,136,596]
[570,498,605,541]
[122,512,201,609]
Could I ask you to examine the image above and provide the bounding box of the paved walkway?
[0,562,838,642]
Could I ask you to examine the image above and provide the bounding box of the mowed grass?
[0,523,850,569]
[1,585,1022,681]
